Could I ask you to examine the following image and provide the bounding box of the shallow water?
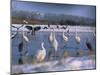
[11,55,96,74]
[11,30,96,65]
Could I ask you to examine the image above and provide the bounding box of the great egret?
[62,32,68,43]
[75,26,80,44]
[75,35,81,44]
[52,32,58,52]
[36,42,46,62]
[49,31,53,43]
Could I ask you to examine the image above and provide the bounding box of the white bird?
[75,33,80,44]
[52,32,58,52]
[36,42,46,62]
[49,31,53,43]
[75,26,80,44]
[62,32,68,43]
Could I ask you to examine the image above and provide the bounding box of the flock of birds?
[11,20,95,64]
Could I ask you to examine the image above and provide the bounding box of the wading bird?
[52,32,58,52]
[49,31,53,43]
[52,31,58,60]
[75,26,81,44]
[36,42,46,62]
[62,32,68,43]
[75,35,81,44]
[18,24,29,52]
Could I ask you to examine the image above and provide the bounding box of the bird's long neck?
[42,43,45,50]
[75,26,77,36]
[53,32,56,40]
[22,25,25,36]
[62,32,64,36]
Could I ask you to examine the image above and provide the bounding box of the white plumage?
[49,31,53,43]
[75,35,80,44]
[62,32,68,43]
[75,26,80,44]
[52,32,58,51]
[22,26,29,42]
[23,32,29,42]
[36,42,46,62]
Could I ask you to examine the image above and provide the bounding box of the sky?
[11,0,96,19]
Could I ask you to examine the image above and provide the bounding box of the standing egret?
[52,31,58,52]
[75,35,81,44]
[49,25,54,43]
[75,26,80,44]
[62,32,68,43]
[18,23,29,53]
[49,31,53,43]
[36,42,46,62]
[52,31,58,60]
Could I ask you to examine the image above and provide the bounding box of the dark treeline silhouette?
[12,10,96,26]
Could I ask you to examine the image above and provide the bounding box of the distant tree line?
[11,10,96,26]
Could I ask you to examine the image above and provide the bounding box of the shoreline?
[11,24,96,32]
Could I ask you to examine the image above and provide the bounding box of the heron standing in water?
[52,29,58,60]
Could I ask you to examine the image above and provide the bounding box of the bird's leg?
[55,51,56,60]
